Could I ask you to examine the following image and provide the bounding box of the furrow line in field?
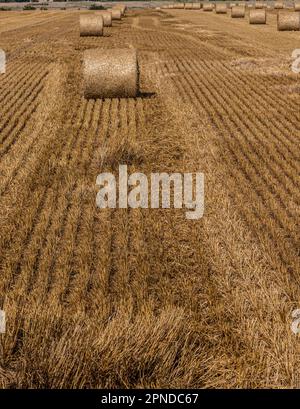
[166,54,299,252]
[0,61,38,99]
[220,61,300,155]
[174,54,300,211]
[198,59,300,196]
[223,61,300,129]
[0,62,46,120]
[183,53,300,182]
[0,97,86,293]
[46,101,96,301]
[62,100,103,306]
[0,99,41,158]
[82,100,113,314]
[0,68,48,138]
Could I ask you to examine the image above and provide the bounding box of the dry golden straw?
[95,11,112,27]
[277,11,300,30]
[274,1,284,8]
[108,9,122,20]
[185,3,194,9]
[254,1,265,8]
[231,5,245,17]
[83,48,139,99]
[114,4,126,15]
[215,3,227,13]
[203,2,214,11]
[249,9,266,23]
[176,3,185,8]
[80,15,103,37]
[192,3,201,9]
[295,1,300,11]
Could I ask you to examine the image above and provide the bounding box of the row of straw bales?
[79,4,139,99]
[80,5,123,36]
[81,2,299,100]
[163,1,299,11]
[163,2,300,30]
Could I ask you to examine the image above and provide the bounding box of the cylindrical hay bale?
[83,48,139,99]
[112,7,124,16]
[176,3,185,8]
[108,8,122,20]
[114,4,126,15]
[185,3,194,9]
[192,3,201,9]
[80,15,103,37]
[254,1,265,8]
[203,2,214,11]
[295,1,300,11]
[231,5,245,17]
[274,1,284,8]
[215,3,227,13]
[95,11,112,27]
[277,11,300,30]
[249,9,266,23]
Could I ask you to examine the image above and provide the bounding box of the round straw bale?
[177,3,185,8]
[192,3,201,9]
[112,7,124,16]
[108,8,122,20]
[230,3,236,8]
[114,4,126,15]
[83,48,139,99]
[295,1,300,11]
[95,11,112,27]
[249,8,266,23]
[254,1,265,8]
[215,3,227,13]
[80,15,103,37]
[231,5,245,16]
[277,11,300,30]
[203,2,214,11]
[185,3,194,9]
[274,1,284,8]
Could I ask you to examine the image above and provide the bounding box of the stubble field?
[0,6,299,388]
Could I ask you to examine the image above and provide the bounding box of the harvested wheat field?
[0,6,299,389]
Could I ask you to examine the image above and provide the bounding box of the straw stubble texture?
[277,11,300,30]
[249,9,266,23]
[295,1,300,11]
[83,48,139,99]
[80,15,103,37]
